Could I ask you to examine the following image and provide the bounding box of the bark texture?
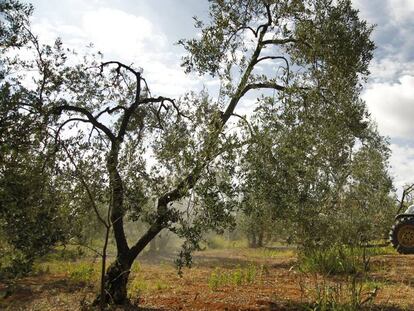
[101,258,131,305]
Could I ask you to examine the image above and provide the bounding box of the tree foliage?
[0,0,393,305]
[0,1,78,275]
[234,0,392,250]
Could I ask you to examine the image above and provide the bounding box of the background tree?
[236,0,394,248]
[238,68,394,252]
[0,1,77,276]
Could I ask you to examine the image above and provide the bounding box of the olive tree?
[0,1,77,276]
[2,0,378,305]
[238,66,393,252]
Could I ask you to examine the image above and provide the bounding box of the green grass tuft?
[208,264,262,291]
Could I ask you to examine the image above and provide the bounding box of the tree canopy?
[0,0,394,306]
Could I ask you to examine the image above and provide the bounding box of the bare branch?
[235,25,258,37]
[155,102,166,130]
[240,82,285,97]
[101,61,141,78]
[54,105,116,142]
[254,55,290,84]
[54,117,89,146]
[256,2,272,35]
[140,96,190,119]
[66,241,103,257]
[261,38,297,46]
[101,61,142,106]
[254,55,289,69]
[141,77,152,98]
[95,105,127,120]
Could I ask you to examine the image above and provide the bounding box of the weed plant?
[303,274,379,311]
[298,244,384,310]
[298,244,391,276]
[208,264,265,290]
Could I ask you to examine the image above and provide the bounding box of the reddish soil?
[1,249,413,310]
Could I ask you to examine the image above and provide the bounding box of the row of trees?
[0,0,395,307]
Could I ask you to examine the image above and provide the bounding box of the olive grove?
[0,0,394,306]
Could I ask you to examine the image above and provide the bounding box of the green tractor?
[390,205,414,254]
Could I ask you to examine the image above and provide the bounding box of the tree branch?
[101,61,141,79]
[240,82,285,97]
[221,21,269,123]
[95,105,127,120]
[140,96,190,119]
[54,105,116,142]
[262,37,313,49]
[54,117,89,145]
[230,113,255,137]
[101,60,142,107]
[254,55,290,84]
[130,2,276,261]
[60,142,109,228]
[255,2,272,35]
[261,38,298,46]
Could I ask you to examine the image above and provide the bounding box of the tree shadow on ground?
[138,250,259,268]
[137,251,177,265]
[0,276,94,309]
[138,253,266,268]
[138,248,297,270]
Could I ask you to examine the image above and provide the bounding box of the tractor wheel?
[390,216,414,254]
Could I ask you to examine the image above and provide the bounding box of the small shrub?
[364,245,396,256]
[231,268,243,285]
[69,263,95,283]
[128,274,170,298]
[244,264,257,284]
[208,268,223,291]
[34,260,99,286]
[299,246,360,275]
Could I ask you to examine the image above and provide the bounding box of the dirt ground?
[1,248,414,310]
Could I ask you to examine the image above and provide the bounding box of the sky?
[27,0,414,192]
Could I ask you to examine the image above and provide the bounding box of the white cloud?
[388,0,414,24]
[145,62,199,97]
[82,8,167,62]
[80,8,201,97]
[369,58,414,82]
[353,0,414,25]
[363,75,414,139]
